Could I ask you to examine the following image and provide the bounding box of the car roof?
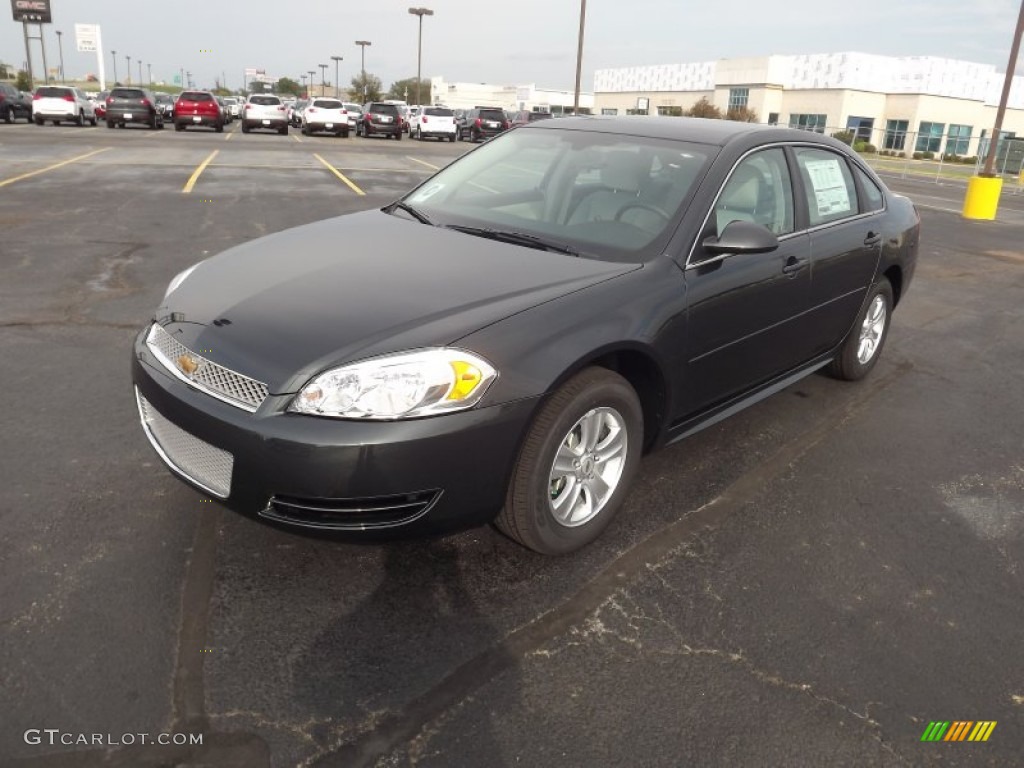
[529,115,843,148]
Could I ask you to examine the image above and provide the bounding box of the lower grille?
[135,388,233,498]
[261,491,441,530]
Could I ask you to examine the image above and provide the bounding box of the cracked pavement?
[2,127,1023,766]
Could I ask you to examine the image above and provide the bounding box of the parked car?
[93,90,109,120]
[510,110,553,128]
[411,106,456,141]
[215,97,234,123]
[382,99,410,133]
[301,98,350,137]
[174,91,223,132]
[32,86,97,126]
[242,94,288,135]
[223,97,241,119]
[130,118,919,554]
[0,83,33,123]
[105,87,164,129]
[456,107,509,142]
[288,99,308,127]
[356,102,402,139]
[153,92,175,119]
[342,102,362,129]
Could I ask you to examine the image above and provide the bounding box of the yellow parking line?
[292,134,303,143]
[224,132,234,141]
[182,149,219,194]
[0,147,110,189]
[313,153,365,196]
[407,156,440,171]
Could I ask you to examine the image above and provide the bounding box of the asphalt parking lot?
[2,122,1023,767]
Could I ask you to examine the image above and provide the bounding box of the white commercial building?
[594,53,1024,159]
[429,77,593,113]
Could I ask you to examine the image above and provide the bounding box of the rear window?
[249,95,281,106]
[343,103,361,112]
[155,93,173,102]
[478,109,505,121]
[313,99,343,109]
[370,103,399,115]
[180,92,212,102]
[425,107,453,117]
[224,98,237,105]
[528,112,552,121]
[111,88,145,99]
[36,87,72,98]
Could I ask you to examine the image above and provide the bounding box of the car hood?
[158,210,638,394]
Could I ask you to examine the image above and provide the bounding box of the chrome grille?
[146,323,268,412]
[136,389,233,498]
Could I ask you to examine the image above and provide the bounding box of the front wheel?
[827,279,894,381]
[496,368,643,555]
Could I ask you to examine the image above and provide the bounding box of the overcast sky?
[3,0,1022,91]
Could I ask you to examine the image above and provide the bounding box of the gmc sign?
[11,0,52,23]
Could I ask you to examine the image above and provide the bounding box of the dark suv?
[0,83,32,123]
[510,110,553,128]
[457,107,510,142]
[357,102,402,140]
[105,87,164,129]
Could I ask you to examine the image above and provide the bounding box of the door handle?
[864,231,882,247]
[781,256,807,275]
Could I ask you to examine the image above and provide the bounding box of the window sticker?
[803,157,851,217]
[410,183,445,202]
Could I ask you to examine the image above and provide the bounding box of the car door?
[791,146,883,357]
[683,146,813,413]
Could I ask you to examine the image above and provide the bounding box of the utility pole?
[137,59,142,86]
[981,0,1024,177]
[112,49,117,84]
[148,62,152,85]
[55,30,64,83]
[126,54,131,84]
[319,63,327,95]
[308,70,316,97]
[330,55,343,99]
[573,0,587,115]
[355,40,371,101]
[408,8,434,107]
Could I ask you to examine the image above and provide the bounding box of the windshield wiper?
[387,200,433,226]
[443,225,580,256]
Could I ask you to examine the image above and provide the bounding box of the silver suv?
[241,94,288,135]
[33,86,97,127]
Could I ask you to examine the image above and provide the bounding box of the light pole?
[148,63,152,85]
[308,70,316,97]
[138,59,142,86]
[319,63,328,95]
[330,55,343,99]
[355,40,371,100]
[126,54,131,84]
[300,74,307,98]
[55,30,64,83]
[573,0,587,115]
[112,50,117,85]
[408,8,433,107]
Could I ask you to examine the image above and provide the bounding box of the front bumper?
[132,328,537,534]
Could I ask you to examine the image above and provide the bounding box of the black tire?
[2,107,11,124]
[395,130,402,141]
[89,117,97,126]
[278,125,288,136]
[174,122,185,132]
[157,120,164,130]
[827,279,894,381]
[241,122,249,134]
[76,111,84,127]
[106,120,116,129]
[35,117,44,126]
[496,368,643,555]
[301,123,309,136]
[52,120,61,126]
[215,122,224,133]
[448,135,455,142]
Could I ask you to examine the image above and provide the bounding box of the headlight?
[289,348,498,420]
[163,262,202,300]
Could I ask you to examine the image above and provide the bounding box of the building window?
[846,116,874,142]
[768,112,779,125]
[788,113,827,133]
[946,124,972,156]
[915,121,945,153]
[728,88,749,110]
[884,120,909,151]
[601,108,618,116]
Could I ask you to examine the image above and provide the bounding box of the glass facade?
[945,124,972,155]
[728,88,749,110]
[915,121,945,153]
[846,115,875,141]
[884,120,909,151]
[601,108,618,115]
[788,113,827,133]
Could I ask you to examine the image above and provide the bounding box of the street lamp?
[330,55,343,99]
[126,54,131,84]
[573,0,587,115]
[319,63,328,95]
[308,70,316,97]
[148,63,152,86]
[300,73,307,97]
[111,50,117,84]
[55,30,64,83]
[408,7,434,107]
[138,59,142,86]
[355,40,371,100]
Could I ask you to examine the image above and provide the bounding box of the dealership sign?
[11,0,52,23]
[75,23,99,53]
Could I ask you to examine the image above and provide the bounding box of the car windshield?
[36,87,71,98]
[313,99,343,109]
[250,95,280,105]
[402,126,713,262]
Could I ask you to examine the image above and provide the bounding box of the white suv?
[411,106,456,142]
[301,98,350,137]
[33,86,97,126]
[241,94,288,135]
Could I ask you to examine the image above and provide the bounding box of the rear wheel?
[76,111,84,126]
[35,117,44,126]
[174,121,185,132]
[395,131,402,141]
[496,368,643,555]
[827,280,894,381]
[241,122,249,133]
[2,107,11,124]
[106,120,115,129]
[52,120,61,126]
[279,125,288,135]
[89,116,97,126]
[215,122,224,133]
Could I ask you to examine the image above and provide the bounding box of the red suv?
[174,91,223,132]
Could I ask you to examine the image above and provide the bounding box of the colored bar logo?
[921,721,997,742]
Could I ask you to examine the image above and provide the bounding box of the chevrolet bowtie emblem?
[177,354,200,376]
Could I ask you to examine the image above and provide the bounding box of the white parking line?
[407,156,440,171]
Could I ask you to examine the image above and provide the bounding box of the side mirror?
[701,220,779,257]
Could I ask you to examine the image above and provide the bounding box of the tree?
[686,97,721,119]
[349,72,383,102]
[276,77,303,97]
[248,79,274,94]
[0,62,11,79]
[386,77,432,103]
[15,70,31,91]
[726,105,759,123]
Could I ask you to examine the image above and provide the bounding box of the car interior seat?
[715,164,762,233]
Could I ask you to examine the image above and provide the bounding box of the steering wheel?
[614,201,671,223]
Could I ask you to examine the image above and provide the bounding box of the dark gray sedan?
[132,117,919,554]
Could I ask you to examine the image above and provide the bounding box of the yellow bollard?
[962,176,1003,220]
